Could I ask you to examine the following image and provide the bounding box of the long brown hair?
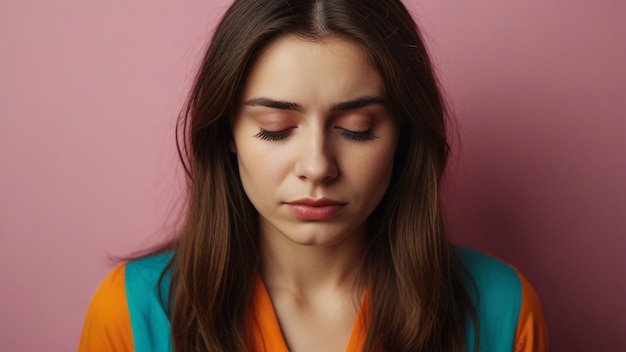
[152,0,478,350]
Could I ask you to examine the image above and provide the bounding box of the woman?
[79,0,548,351]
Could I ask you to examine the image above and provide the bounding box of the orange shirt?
[79,248,548,351]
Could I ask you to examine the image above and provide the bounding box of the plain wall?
[1,1,624,351]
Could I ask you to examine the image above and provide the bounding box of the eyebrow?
[244,97,304,111]
[243,95,386,112]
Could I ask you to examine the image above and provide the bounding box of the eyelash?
[253,128,378,141]
[339,128,377,141]
[253,129,291,141]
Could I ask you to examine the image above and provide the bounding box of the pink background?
[1,1,624,350]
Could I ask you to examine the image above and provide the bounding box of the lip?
[286,198,347,220]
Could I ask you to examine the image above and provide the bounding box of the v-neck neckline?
[249,275,370,352]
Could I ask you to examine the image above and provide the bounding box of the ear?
[229,138,237,153]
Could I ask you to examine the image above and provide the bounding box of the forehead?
[240,35,385,105]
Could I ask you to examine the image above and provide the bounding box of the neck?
[259,222,367,297]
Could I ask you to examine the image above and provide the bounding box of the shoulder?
[79,252,175,352]
[456,246,523,303]
[79,264,133,351]
[124,251,174,295]
[122,251,174,316]
[124,252,175,351]
[456,246,549,352]
[122,251,173,320]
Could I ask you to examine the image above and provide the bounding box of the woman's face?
[232,36,398,247]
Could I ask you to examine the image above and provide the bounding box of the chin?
[283,229,356,247]
[285,234,338,247]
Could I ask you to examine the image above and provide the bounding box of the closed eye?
[337,128,378,141]
[253,128,292,141]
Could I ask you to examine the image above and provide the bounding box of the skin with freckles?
[231,35,399,352]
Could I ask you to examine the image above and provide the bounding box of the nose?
[294,132,338,183]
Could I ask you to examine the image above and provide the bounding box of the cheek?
[236,156,268,212]
[234,141,259,192]
[236,145,286,197]
[352,145,397,198]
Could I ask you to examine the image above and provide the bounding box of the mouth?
[287,198,346,207]
[286,198,347,220]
